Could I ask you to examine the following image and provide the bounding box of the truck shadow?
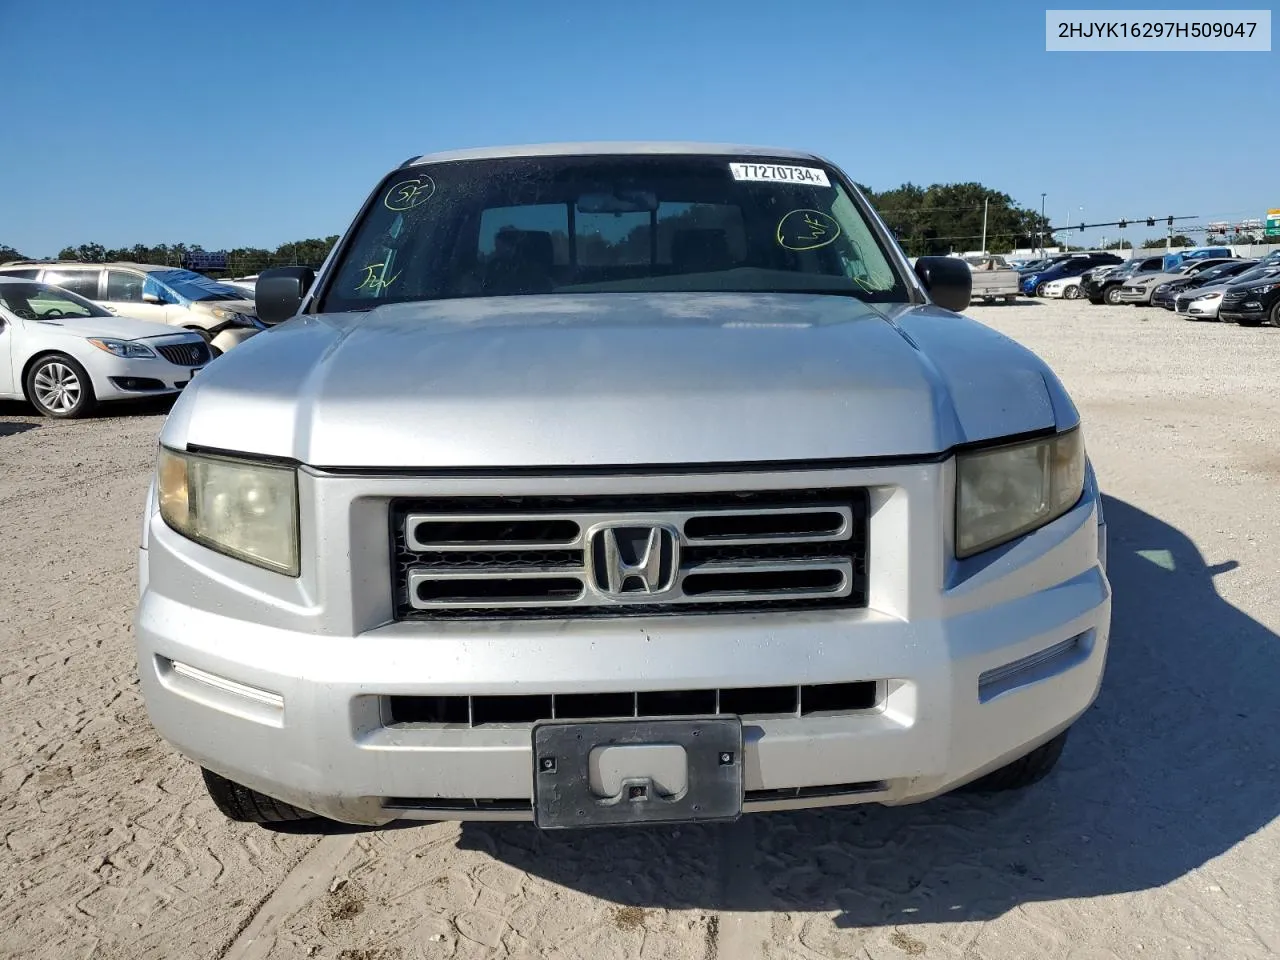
[458,495,1279,923]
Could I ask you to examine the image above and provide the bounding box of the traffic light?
[1146,217,1155,226]
[1079,223,1085,232]
[1118,219,1127,228]
[1167,216,1173,226]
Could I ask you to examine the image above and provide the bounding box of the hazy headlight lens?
[955,429,1085,558]
[157,446,299,575]
[88,337,156,358]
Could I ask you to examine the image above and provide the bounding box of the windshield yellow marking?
[354,262,401,293]
[776,209,841,251]
[384,177,436,211]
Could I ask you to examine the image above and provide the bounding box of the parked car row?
[0,260,293,418]
[1074,247,1280,325]
[0,277,212,418]
[1019,252,1125,299]
[0,261,269,353]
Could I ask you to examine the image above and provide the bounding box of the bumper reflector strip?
[978,631,1091,703]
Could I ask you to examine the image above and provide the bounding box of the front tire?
[962,729,1069,793]
[1270,301,1280,327]
[1035,282,1049,298]
[1104,285,1123,305]
[200,767,319,824]
[25,354,96,419]
[1064,284,1082,300]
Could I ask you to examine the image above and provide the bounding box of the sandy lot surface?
[2,299,1278,960]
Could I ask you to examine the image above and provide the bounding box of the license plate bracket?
[532,716,742,829]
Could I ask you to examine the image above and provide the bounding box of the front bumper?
[209,326,260,354]
[1179,297,1222,319]
[94,355,205,401]
[135,461,1112,825]
[1116,286,1154,304]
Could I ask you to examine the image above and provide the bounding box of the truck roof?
[403,141,827,168]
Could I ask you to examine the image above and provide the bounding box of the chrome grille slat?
[403,505,853,552]
[393,488,869,620]
[156,341,211,366]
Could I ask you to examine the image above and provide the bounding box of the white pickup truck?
[964,255,1021,304]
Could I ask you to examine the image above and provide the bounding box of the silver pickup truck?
[964,255,1021,303]
[135,143,1111,829]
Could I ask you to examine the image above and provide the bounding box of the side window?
[43,269,101,299]
[105,270,145,302]
[0,268,39,279]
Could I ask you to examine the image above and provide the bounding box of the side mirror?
[142,292,163,304]
[256,266,316,325]
[913,256,972,312]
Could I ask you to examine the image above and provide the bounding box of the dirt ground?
[2,299,1278,960]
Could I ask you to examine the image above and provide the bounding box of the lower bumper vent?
[386,681,879,728]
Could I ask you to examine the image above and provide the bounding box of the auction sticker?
[729,162,830,187]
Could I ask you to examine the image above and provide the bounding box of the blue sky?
[4,0,1276,256]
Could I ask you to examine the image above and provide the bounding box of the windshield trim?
[305,153,924,316]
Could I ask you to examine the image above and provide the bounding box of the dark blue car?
[1022,253,1124,297]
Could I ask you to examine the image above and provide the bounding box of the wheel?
[1035,282,1049,298]
[1270,301,1280,327]
[1063,284,1082,300]
[982,297,994,304]
[962,729,1069,793]
[200,767,318,824]
[1103,285,1123,305]
[25,354,96,419]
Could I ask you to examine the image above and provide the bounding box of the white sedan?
[0,277,212,418]
[1041,276,1084,300]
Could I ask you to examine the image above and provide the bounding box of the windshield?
[0,281,111,320]
[1194,262,1250,283]
[1230,266,1280,286]
[317,155,910,312]
[146,269,247,303]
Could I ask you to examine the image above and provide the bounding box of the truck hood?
[163,293,1075,468]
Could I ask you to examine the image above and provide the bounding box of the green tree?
[1141,234,1193,248]
[859,181,1049,256]
[0,244,26,264]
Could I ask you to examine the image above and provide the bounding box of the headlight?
[1250,283,1277,294]
[157,447,299,575]
[955,429,1086,558]
[88,338,156,359]
[1155,284,1169,293]
[1196,292,1222,300]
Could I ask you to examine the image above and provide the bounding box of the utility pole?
[1039,193,1046,256]
[981,197,988,254]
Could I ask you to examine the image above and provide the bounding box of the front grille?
[391,489,870,620]
[157,341,211,366]
[386,680,880,727]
